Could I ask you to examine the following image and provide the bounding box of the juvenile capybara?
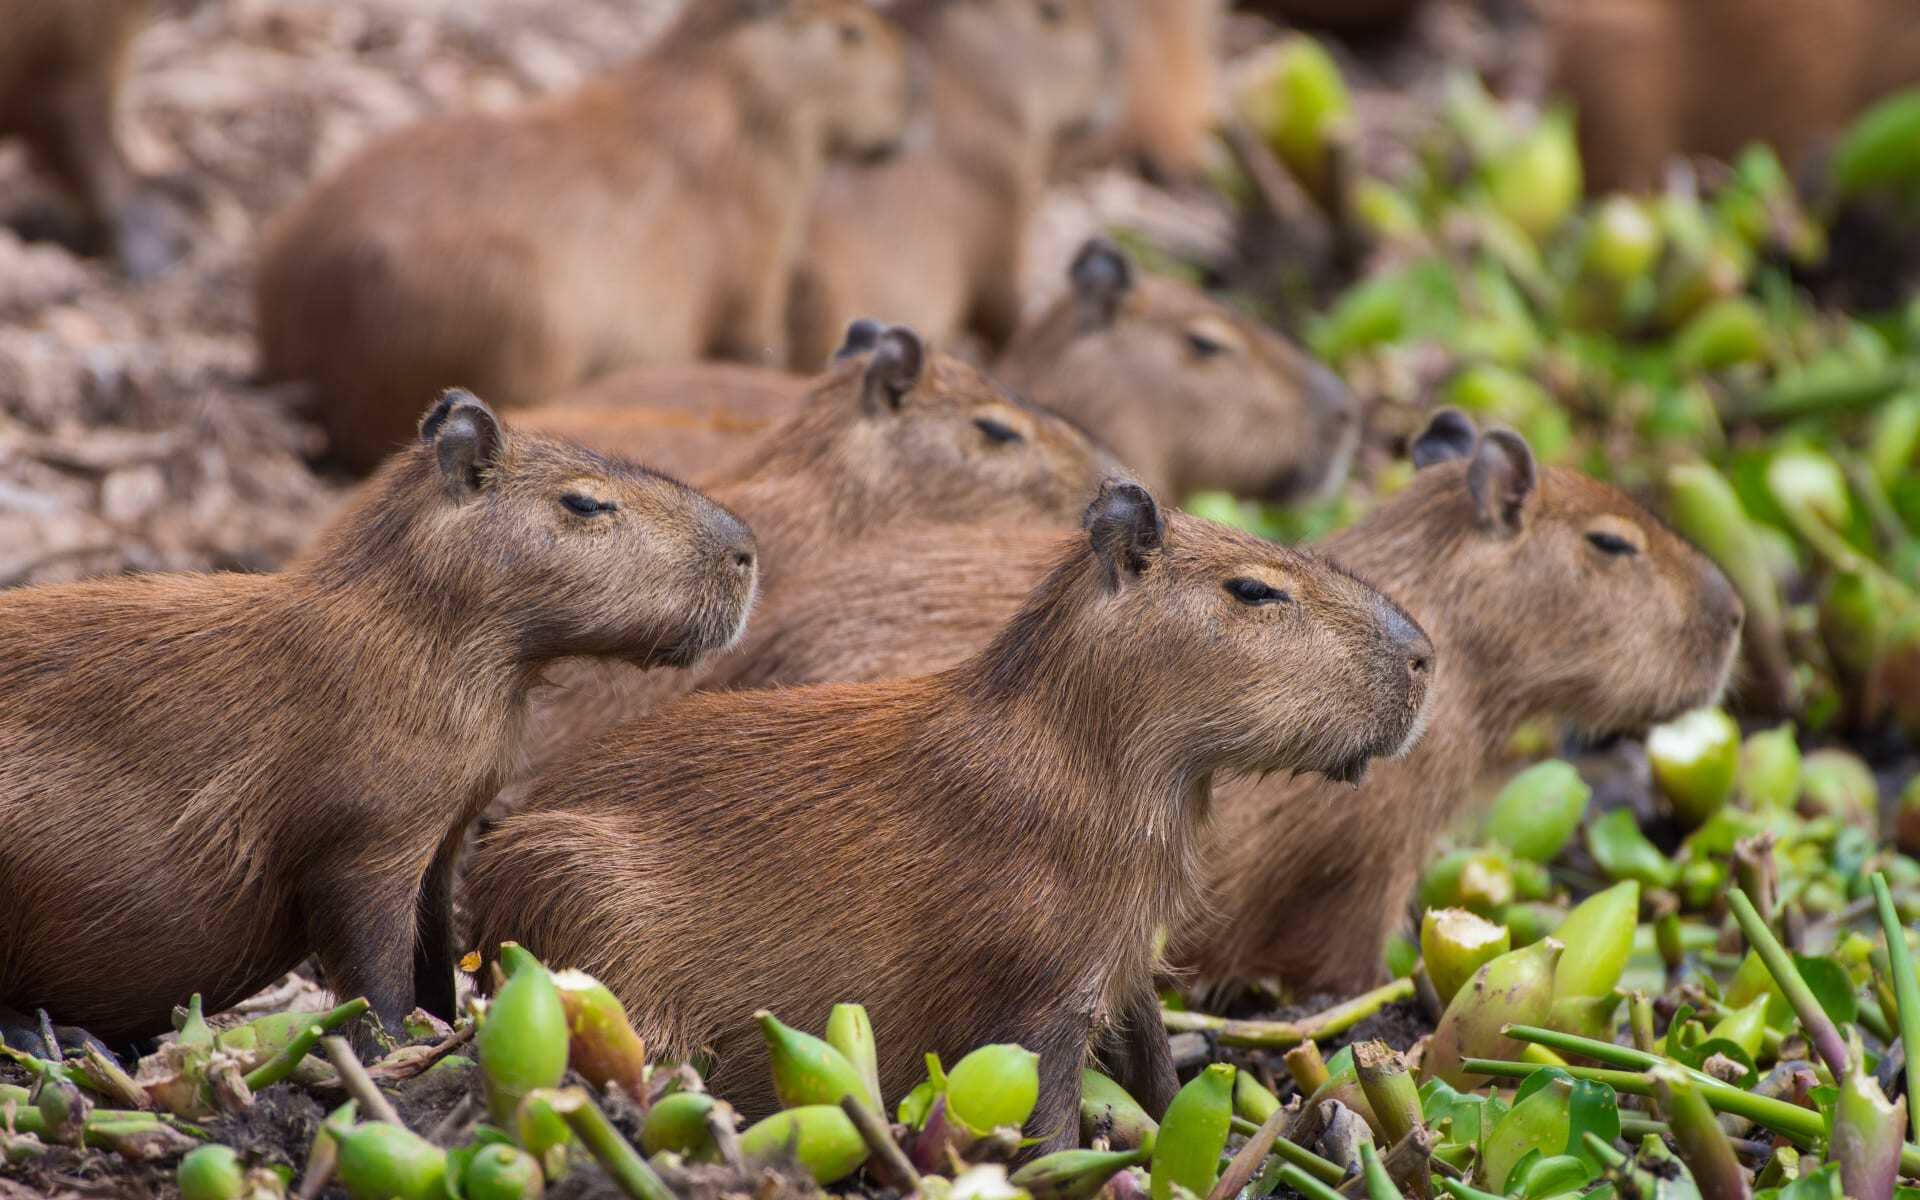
[996,239,1358,502]
[0,0,173,278]
[785,0,1110,369]
[466,480,1434,1143]
[692,414,1742,996]
[255,0,913,472]
[516,321,1122,777]
[1078,0,1222,179]
[0,393,758,1042]
[1548,0,1920,191]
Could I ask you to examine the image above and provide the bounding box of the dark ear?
[1069,237,1133,331]
[1468,427,1537,534]
[421,388,504,497]
[860,325,926,413]
[835,318,885,361]
[1085,478,1164,588]
[1411,408,1477,468]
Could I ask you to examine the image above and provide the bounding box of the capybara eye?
[1587,530,1639,557]
[974,417,1025,445]
[1037,0,1064,23]
[561,493,617,517]
[1226,577,1291,606]
[1185,329,1228,359]
[839,21,864,45]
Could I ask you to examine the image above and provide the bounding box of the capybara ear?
[422,388,504,497]
[1085,477,1165,588]
[1468,427,1538,535]
[860,325,927,413]
[1411,408,1477,469]
[1069,237,1134,330]
[835,318,885,361]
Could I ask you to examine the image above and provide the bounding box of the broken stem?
[1727,887,1851,1080]
[242,998,370,1092]
[841,1095,919,1192]
[1207,1095,1291,1200]
[1162,977,1415,1048]
[320,1037,401,1126]
[542,1087,675,1200]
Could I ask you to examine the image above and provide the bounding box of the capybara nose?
[1701,560,1743,636]
[1308,361,1355,423]
[703,508,758,578]
[1379,598,1433,677]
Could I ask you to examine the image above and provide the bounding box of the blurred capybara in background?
[996,239,1358,502]
[1548,0,1920,191]
[1087,0,1223,179]
[255,0,913,472]
[0,0,174,279]
[466,481,1434,1144]
[518,363,807,479]
[0,393,757,1044]
[785,0,1111,370]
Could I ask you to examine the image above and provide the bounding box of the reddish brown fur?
[0,395,757,1041]
[1072,0,1221,179]
[255,0,912,472]
[996,240,1358,502]
[693,416,1742,994]
[518,363,806,478]
[1548,0,1920,191]
[785,0,1110,370]
[466,484,1433,1146]
[518,327,1122,777]
[0,0,172,278]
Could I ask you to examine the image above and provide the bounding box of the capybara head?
[753,320,1123,527]
[727,0,914,161]
[975,480,1433,782]
[330,391,759,668]
[999,240,1360,502]
[900,0,1112,141]
[1342,410,1742,734]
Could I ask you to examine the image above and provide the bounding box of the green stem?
[242,998,370,1092]
[1872,873,1920,1144]
[1161,977,1414,1048]
[1273,1164,1348,1200]
[541,1087,674,1200]
[1727,887,1851,1080]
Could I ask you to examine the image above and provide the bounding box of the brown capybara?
[466,480,1434,1144]
[516,363,806,476]
[515,321,1123,779]
[996,239,1358,502]
[255,0,913,473]
[0,0,173,278]
[0,392,758,1043]
[1548,0,1920,191]
[690,413,1742,995]
[785,0,1110,370]
[1074,0,1222,179]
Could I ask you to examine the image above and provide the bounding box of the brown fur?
[0,394,758,1041]
[255,0,912,472]
[0,0,172,278]
[694,415,1742,994]
[1548,0,1920,192]
[996,240,1358,501]
[517,363,806,478]
[518,326,1123,778]
[466,482,1433,1147]
[785,0,1110,370]
[1065,0,1221,179]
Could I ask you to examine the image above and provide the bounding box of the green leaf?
[1562,1079,1620,1171]
[1792,955,1860,1027]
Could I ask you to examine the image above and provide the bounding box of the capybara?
[996,239,1358,502]
[1078,0,1222,179]
[1548,0,1920,191]
[0,392,758,1042]
[785,0,1110,370]
[524,242,1357,499]
[255,0,913,472]
[0,0,173,278]
[466,480,1433,1145]
[516,321,1122,778]
[689,413,1742,996]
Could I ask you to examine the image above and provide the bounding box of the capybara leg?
[1024,1008,1095,1156]
[411,835,462,1023]
[714,280,791,369]
[1105,988,1178,1119]
[24,74,173,279]
[307,881,418,1050]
